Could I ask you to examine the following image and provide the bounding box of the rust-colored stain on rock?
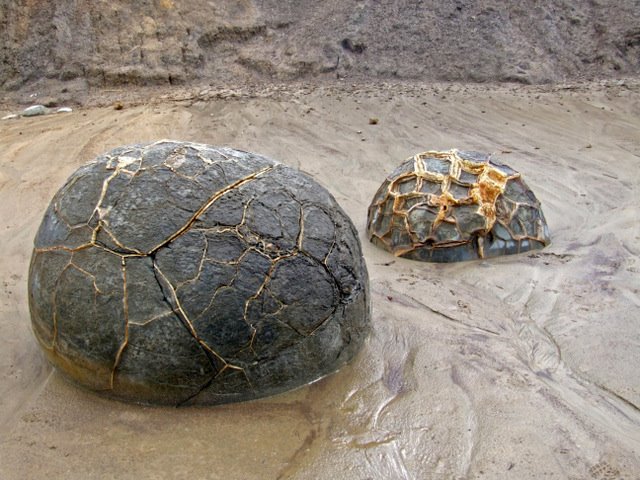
[367,149,550,262]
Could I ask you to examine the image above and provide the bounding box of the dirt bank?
[1,0,639,94]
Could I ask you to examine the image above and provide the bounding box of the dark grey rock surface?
[28,140,370,405]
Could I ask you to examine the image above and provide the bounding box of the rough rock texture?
[367,150,550,262]
[1,0,639,90]
[28,140,370,405]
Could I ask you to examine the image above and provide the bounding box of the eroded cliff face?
[1,0,639,90]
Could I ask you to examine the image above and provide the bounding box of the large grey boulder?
[29,140,370,405]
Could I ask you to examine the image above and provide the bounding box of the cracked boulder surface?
[367,149,550,262]
[28,140,370,406]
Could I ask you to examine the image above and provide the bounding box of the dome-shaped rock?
[367,149,550,262]
[29,140,370,405]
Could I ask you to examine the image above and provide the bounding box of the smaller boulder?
[367,149,550,262]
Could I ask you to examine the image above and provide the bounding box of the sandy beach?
[1,80,639,479]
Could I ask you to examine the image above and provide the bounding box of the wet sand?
[1,81,639,479]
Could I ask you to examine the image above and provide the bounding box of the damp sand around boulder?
[3,83,640,479]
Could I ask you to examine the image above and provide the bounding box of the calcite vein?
[367,149,550,262]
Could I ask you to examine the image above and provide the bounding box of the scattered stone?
[113,101,124,110]
[3,105,72,120]
[369,117,379,125]
[29,140,370,406]
[367,149,550,262]
[21,105,48,117]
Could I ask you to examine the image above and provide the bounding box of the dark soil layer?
[1,0,639,91]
